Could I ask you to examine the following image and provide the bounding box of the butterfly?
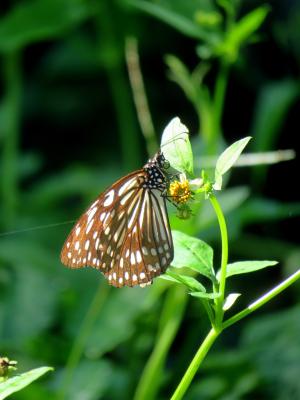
[60,151,174,288]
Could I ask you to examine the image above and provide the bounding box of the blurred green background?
[0,0,300,399]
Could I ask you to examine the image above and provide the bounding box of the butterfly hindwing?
[104,189,173,287]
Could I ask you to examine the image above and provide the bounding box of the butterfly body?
[61,152,173,288]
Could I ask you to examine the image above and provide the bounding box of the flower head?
[169,174,192,205]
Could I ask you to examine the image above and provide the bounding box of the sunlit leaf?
[0,367,53,399]
[214,137,252,190]
[224,260,278,278]
[171,230,214,280]
[223,293,241,311]
[161,117,194,175]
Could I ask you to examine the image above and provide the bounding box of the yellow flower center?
[169,179,192,204]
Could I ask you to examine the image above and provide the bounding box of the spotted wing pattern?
[60,162,173,288]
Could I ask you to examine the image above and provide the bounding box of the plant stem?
[134,285,187,400]
[170,328,219,400]
[1,50,22,228]
[209,194,229,328]
[222,268,300,330]
[58,283,109,399]
[125,36,158,157]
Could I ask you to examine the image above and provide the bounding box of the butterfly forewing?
[60,171,143,271]
[60,152,174,288]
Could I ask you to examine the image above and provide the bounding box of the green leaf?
[190,291,220,299]
[161,271,205,292]
[216,6,270,62]
[161,117,194,175]
[224,260,278,278]
[0,367,53,399]
[227,6,269,46]
[0,0,92,52]
[171,230,214,280]
[165,55,199,106]
[214,137,252,190]
[125,0,216,41]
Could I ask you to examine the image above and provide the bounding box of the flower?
[169,174,192,204]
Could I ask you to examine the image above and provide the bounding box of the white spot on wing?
[100,212,106,222]
[142,246,148,256]
[120,191,133,206]
[104,190,115,207]
[136,250,142,263]
[87,206,98,223]
[130,253,136,265]
[86,219,94,234]
[128,198,141,228]
[151,248,157,256]
[118,178,136,196]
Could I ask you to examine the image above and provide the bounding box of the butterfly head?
[149,151,170,170]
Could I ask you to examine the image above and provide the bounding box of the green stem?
[58,283,109,399]
[134,285,187,400]
[170,328,219,400]
[1,50,22,228]
[209,194,229,328]
[223,268,300,330]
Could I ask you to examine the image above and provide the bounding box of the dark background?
[0,0,299,399]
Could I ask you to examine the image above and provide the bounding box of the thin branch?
[125,36,158,156]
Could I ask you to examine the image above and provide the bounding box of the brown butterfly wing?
[61,169,173,288]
